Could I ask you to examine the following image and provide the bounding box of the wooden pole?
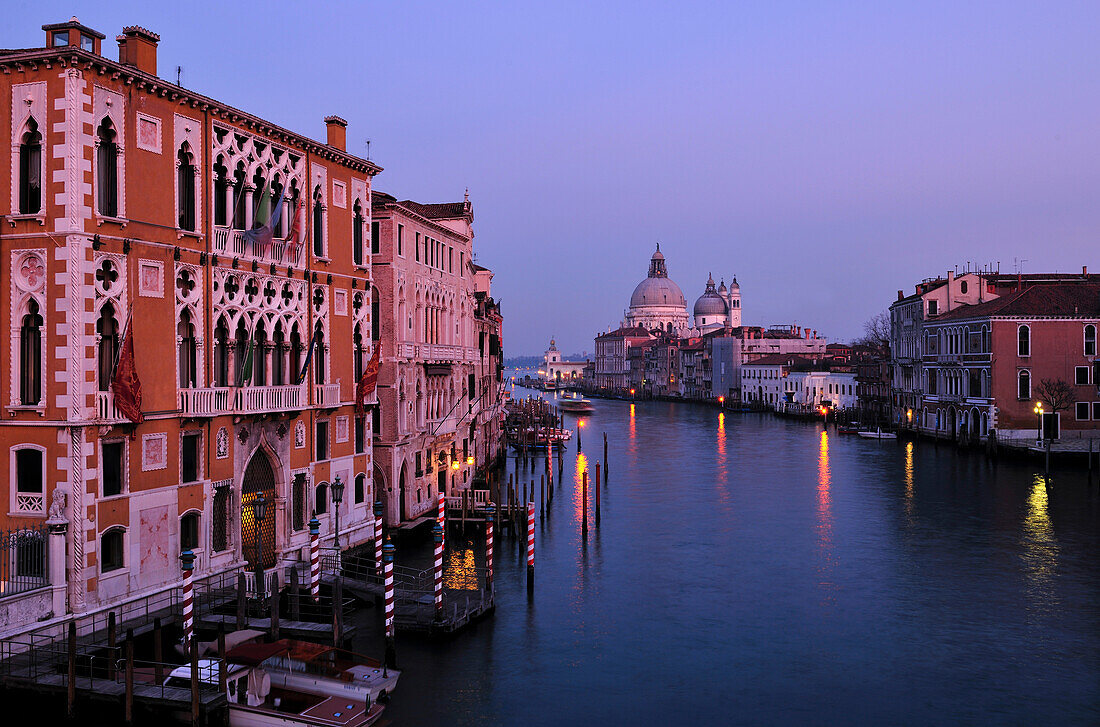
[333,575,344,647]
[107,611,117,680]
[153,617,164,684]
[124,629,134,725]
[582,471,588,539]
[603,432,608,478]
[540,474,545,520]
[526,501,535,598]
[189,637,200,727]
[67,621,76,720]
[289,566,300,621]
[236,572,247,630]
[595,462,601,526]
[269,570,280,640]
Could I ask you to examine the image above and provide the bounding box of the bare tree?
[855,311,890,353]
[1036,378,1074,413]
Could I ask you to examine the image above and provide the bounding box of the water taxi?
[857,427,897,440]
[557,392,594,413]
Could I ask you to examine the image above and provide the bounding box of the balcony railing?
[95,391,126,421]
[314,382,341,408]
[178,385,305,416]
[213,227,303,267]
[395,342,477,363]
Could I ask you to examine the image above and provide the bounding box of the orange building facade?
[0,19,381,631]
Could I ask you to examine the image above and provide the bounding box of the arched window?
[231,164,246,230]
[371,287,380,341]
[177,146,196,231]
[314,323,326,385]
[213,156,228,227]
[213,317,230,387]
[180,511,200,551]
[272,322,285,386]
[355,473,366,504]
[20,300,43,405]
[960,280,968,294]
[1086,324,1097,357]
[315,482,329,515]
[96,302,119,392]
[352,199,364,266]
[271,177,284,238]
[19,117,42,214]
[96,119,119,217]
[1018,369,1031,400]
[290,325,303,384]
[252,169,267,227]
[1018,325,1030,357]
[353,325,365,380]
[14,447,44,513]
[312,186,324,258]
[178,309,197,388]
[285,181,299,240]
[101,528,125,573]
[253,320,267,386]
[234,319,249,385]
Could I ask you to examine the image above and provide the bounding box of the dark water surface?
[353,389,1100,726]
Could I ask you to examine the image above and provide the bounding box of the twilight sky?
[14,1,1100,355]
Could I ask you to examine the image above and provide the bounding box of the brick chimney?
[897,290,904,300]
[117,26,160,76]
[325,116,347,151]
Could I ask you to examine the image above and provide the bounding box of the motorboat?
[837,424,862,435]
[857,427,897,440]
[557,392,594,413]
[164,658,384,727]
[228,639,400,703]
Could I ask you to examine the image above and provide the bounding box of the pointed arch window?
[352,199,364,266]
[96,119,119,217]
[213,156,228,226]
[231,165,246,230]
[234,319,250,386]
[178,308,197,388]
[353,325,365,380]
[272,323,285,386]
[290,325,303,384]
[20,300,43,405]
[312,186,325,258]
[96,302,120,392]
[213,318,230,387]
[314,323,326,385]
[177,146,196,231]
[252,169,268,228]
[1086,324,1097,357]
[271,178,285,238]
[19,117,42,214]
[253,319,267,387]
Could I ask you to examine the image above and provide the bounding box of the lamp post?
[577,418,584,451]
[1034,402,1044,440]
[250,493,268,595]
[630,388,636,402]
[330,475,345,550]
[718,395,725,410]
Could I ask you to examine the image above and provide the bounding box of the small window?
[371,221,380,255]
[80,34,95,52]
[315,420,329,461]
[396,224,403,256]
[181,432,201,483]
[354,473,365,504]
[1086,325,1097,357]
[1017,369,1031,400]
[315,482,328,515]
[1018,325,1030,357]
[180,512,200,551]
[415,232,421,262]
[927,300,938,316]
[1076,366,1091,386]
[1076,402,1091,421]
[1093,402,1100,421]
[101,529,124,572]
[354,417,366,454]
[960,281,968,294]
[52,31,68,47]
[102,441,125,497]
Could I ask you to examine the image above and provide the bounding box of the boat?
[508,427,572,449]
[837,424,862,435]
[164,657,385,727]
[857,427,897,440]
[228,639,400,703]
[557,392,595,413]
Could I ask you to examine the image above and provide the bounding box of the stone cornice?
[0,47,383,177]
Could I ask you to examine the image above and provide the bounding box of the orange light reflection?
[574,452,588,527]
[816,430,836,606]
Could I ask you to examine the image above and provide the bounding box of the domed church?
[693,273,741,333]
[623,245,690,335]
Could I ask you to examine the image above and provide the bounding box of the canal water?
[352,387,1100,726]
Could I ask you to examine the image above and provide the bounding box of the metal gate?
[241,452,276,569]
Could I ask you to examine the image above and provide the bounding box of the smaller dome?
[693,275,728,317]
[717,279,727,295]
[729,276,740,291]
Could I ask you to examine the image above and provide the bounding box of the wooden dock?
[195,613,358,641]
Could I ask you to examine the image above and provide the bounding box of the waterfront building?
[541,339,587,384]
[594,326,652,390]
[741,355,857,411]
[919,283,1100,445]
[370,192,502,524]
[711,327,829,402]
[0,18,381,632]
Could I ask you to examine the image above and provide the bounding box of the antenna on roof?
[364,140,371,161]
[176,66,182,87]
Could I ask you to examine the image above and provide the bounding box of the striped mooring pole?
[383,539,397,668]
[526,501,535,597]
[309,512,321,601]
[485,503,495,589]
[437,493,446,546]
[433,523,444,617]
[373,500,385,576]
[180,548,195,647]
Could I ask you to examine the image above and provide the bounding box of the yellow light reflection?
[1022,475,1059,609]
[716,412,728,502]
[442,548,479,590]
[574,453,588,526]
[816,430,836,606]
[903,441,914,519]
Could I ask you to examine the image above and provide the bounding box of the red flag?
[286,198,305,263]
[111,317,144,425]
[356,341,381,415]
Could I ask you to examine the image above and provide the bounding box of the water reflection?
[817,430,836,605]
[716,413,729,503]
[904,441,915,520]
[442,547,479,590]
[574,452,588,527]
[1022,475,1059,616]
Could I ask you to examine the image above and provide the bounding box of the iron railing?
[0,525,49,599]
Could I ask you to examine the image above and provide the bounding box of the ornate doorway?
[241,451,277,569]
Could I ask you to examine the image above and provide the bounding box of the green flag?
[253,184,271,229]
[236,338,255,387]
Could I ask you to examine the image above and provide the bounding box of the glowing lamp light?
[718,396,725,404]
[819,407,827,416]
[451,460,460,470]
[466,455,475,466]
[906,408,913,422]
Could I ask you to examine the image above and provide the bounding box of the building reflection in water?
[904,441,915,519]
[1022,474,1059,615]
[817,430,836,605]
[442,548,479,590]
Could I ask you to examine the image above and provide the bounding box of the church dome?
[629,245,686,308]
[729,276,740,290]
[693,274,728,317]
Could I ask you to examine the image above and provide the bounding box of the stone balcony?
[396,342,477,363]
[177,383,315,416]
[213,226,304,267]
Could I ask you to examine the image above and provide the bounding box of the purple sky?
[15,2,1100,355]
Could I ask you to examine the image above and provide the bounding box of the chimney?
[947,270,955,282]
[117,26,160,76]
[1084,265,1089,277]
[897,290,904,300]
[325,116,347,151]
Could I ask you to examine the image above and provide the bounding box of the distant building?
[692,274,742,332]
[542,339,587,383]
[594,326,652,391]
[623,245,690,335]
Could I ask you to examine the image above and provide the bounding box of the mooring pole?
[582,471,589,539]
[289,566,300,621]
[309,512,321,601]
[485,504,495,591]
[526,501,535,599]
[604,432,608,478]
[189,637,200,727]
[374,500,385,577]
[333,575,344,647]
[433,523,444,619]
[217,623,227,695]
[236,573,247,630]
[153,617,164,684]
[383,539,397,669]
[540,474,545,520]
[269,570,280,641]
[595,462,601,526]
[107,611,117,680]
[180,548,196,648]
[124,629,134,725]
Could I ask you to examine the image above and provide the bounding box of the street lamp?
[577,418,585,451]
[330,475,345,549]
[1034,402,1044,440]
[718,395,725,409]
[630,388,636,402]
[906,408,913,427]
[249,493,268,594]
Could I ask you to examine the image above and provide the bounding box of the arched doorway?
[241,450,277,569]
[398,461,410,522]
[947,407,957,440]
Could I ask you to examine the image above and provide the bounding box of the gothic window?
[312,185,325,258]
[1018,325,1030,357]
[178,309,197,388]
[96,118,119,217]
[290,325,303,384]
[231,164,246,230]
[286,181,299,239]
[272,322,285,386]
[180,511,200,551]
[254,319,267,386]
[213,317,230,387]
[353,325,365,380]
[314,323,326,385]
[252,169,267,227]
[18,117,42,214]
[1086,324,1097,357]
[177,145,196,231]
[271,178,284,237]
[371,287,380,341]
[101,528,124,573]
[1018,369,1031,400]
[19,300,43,405]
[96,302,120,392]
[214,156,228,226]
[235,319,250,385]
[353,199,365,266]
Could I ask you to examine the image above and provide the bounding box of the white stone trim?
[141,432,168,472]
[92,84,126,220]
[10,81,47,216]
[9,249,47,410]
[134,112,161,154]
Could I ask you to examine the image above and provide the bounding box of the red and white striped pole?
[373,500,384,577]
[383,539,396,668]
[437,493,446,547]
[180,549,196,646]
[308,513,320,601]
[526,501,535,598]
[485,503,495,590]
[432,523,444,617]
